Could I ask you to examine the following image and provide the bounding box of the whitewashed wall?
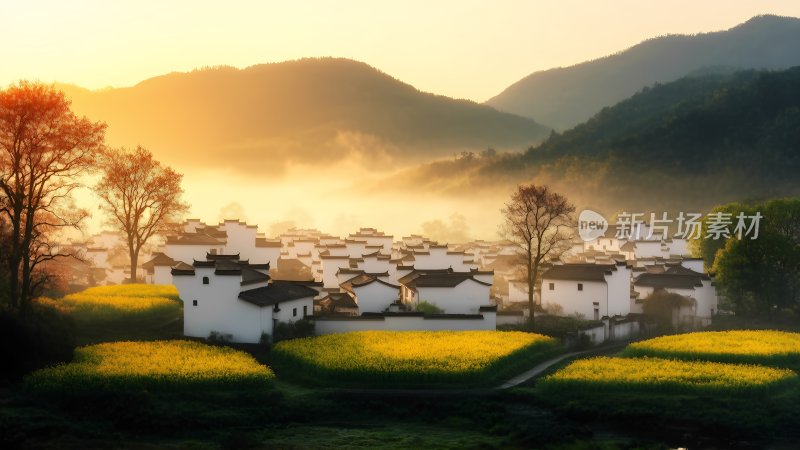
[176,269,266,343]
[314,312,496,335]
[415,279,490,314]
[353,282,399,313]
[541,279,607,320]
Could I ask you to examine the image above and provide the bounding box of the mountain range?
[393,66,800,214]
[59,58,549,175]
[486,15,800,130]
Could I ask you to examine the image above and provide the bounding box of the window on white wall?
[303,305,307,317]
[202,276,209,285]
[192,300,198,306]
[293,307,297,317]
[577,283,583,291]
[549,283,554,290]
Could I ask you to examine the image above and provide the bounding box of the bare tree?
[0,82,106,312]
[95,146,189,283]
[501,184,575,325]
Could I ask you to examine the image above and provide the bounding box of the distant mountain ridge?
[486,15,800,130]
[59,58,549,174]
[395,66,800,214]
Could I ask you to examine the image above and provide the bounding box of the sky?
[2,1,800,102]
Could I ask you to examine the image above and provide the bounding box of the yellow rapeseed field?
[80,283,180,300]
[273,330,558,385]
[36,284,181,323]
[623,330,800,366]
[539,356,796,395]
[26,340,274,393]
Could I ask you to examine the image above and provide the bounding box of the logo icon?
[578,209,608,242]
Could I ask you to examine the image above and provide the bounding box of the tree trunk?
[129,247,139,283]
[527,249,535,327]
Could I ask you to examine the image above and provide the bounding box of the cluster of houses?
[63,217,719,344]
[535,225,717,330]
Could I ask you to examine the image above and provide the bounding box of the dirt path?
[497,341,628,389]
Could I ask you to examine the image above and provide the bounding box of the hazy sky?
[3,1,800,102]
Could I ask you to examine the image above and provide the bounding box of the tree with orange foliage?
[0,82,106,313]
[95,146,189,283]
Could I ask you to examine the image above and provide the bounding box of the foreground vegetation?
[623,330,800,367]
[273,330,559,386]
[25,340,274,395]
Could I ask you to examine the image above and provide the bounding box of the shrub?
[208,331,233,344]
[0,303,76,381]
[272,319,315,343]
[415,301,443,314]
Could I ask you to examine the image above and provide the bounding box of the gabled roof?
[207,252,240,260]
[397,268,492,290]
[238,281,318,307]
[340,273,399,293]
[664,264,708,278]
[141,252,177,270]
[634,273,705,289]
[413,274,491,288]
[171,261,195,276]
[541,263,616,282]
[240,268,270,286]
[255,237,282,248]
[165,233,224,246]
[318,292,358,309]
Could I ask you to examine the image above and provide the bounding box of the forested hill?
[58,58,549,175]
[486,15,800,130]
[509,67,800,174]
[390,67,800,214]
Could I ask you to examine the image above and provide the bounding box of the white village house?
[540,262,631,320]
[172,254,317,343]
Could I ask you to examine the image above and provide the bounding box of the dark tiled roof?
[255,237,282,248]
[634,273,704,289]
[165,233,224,245]
[141,252,177,270]
[541,264,615,282]
[238,281,318,307]
[240,268,270,286]
[412,274,491,288]
[207,252,240,260]
[171,261,195,276]
[319,292,358,309]
[664,264,708,278]
[340,273,399,293]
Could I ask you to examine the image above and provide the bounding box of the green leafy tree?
[713,198,800,318]
[642,289,695,332]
